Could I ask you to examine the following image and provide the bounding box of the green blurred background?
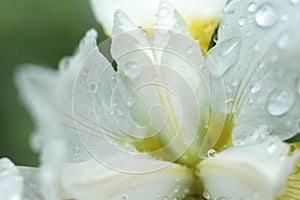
[0,0,106,166]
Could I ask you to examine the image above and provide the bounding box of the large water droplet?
[123,61,141,79]
[266,89,295,116]
[203,191,210,199]
[255,4,278,28]
[238,17,247,26]
[277,33,289,49]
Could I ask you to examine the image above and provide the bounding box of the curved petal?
[0,158,23,200]
[14,29,99,199]
[90,0,226,51]
[61,158,196,200]
[197,138,300,200]
[73,4,212,167]
[207,0,300,144]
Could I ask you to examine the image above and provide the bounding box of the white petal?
[61,158,195,200]
[0,158,23,200]
[207,0,300,142]
[14,29,98,199]
[90,0,226,34]
[73,6,212,167]
[198,138,300,200]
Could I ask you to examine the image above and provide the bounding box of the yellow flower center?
[187,17,219,55]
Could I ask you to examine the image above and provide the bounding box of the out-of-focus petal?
[207,0,300,144]
[61,157,196,200]
[197,138,300,200]
[14,29,99,199]
[0,158,23,200]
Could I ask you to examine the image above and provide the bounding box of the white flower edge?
[61,158,196,200]
[0,158,23,200]
[90,0,226,34]
[197,138,300,200]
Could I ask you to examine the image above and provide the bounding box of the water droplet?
[277,33,289,49]
[159,8,169,17]
[267,143,278,154]
[186,46,194,54]
[290,0,299,4]
[207,149,217,158]
[232,79,239,87]
[266,89,295,116]
[203,191,210,199]
[121,194,128,200]
[224,0,236,14]
[251,83,261,93]
[89,83,97,93]
[163,196,169,200]
[248,3,257,13]
[238,17,247,26]
[296,78,300,95]
[215,38,240,75]
[127,96,136,106]
[117,109,123,116]
[255,4,278,28]
[280,14,289,22]
[124,61,141,79]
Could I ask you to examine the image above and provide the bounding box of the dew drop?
[215,38,240,75]
[255,4,278,28]
[121,194,128,200]
[207,149,217,158]
[251,83,261,93]
[296,77,300,95]
[267,143,278,154]
[248,3,257,13]
[124,61,141,79]
[203,191,210,199]
[238,17,247,26]
[127,96,136,106]
[163,196,169,200]
[277,33,289,49]
[224,0,236,14]
[89,83,97,93]
[290,0,299,4]
[186,46,194,54]
[266,89,295,116]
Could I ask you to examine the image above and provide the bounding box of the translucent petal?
[207,0,300,143]
[14,29,99,199]
[61,158,196,200]
[197,138,300,200]
[90,0,225,35]
[18,167,43,200]
[0,158,23,200]
[73,6,216,167]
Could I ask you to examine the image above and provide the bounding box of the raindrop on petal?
[255,4,278,28]
[266,89,295,116]
[277,33,289,49]
[207,149,217,158]
[123,61,141,79]
[248,3,258,13]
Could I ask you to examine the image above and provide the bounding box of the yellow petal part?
[277,143,300,200]
[187,17,219,55]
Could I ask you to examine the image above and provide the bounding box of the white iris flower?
[1,0,300,200]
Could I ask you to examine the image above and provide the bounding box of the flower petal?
[207,0,300,143]
[61,157,196,200]
[197,138,300,200]
[90,0,226,51]
[75,5,213,166]
[14,29,99,199]
[0,158,23,200]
